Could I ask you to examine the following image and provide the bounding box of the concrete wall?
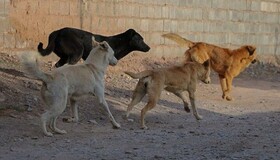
[1,0,280,57]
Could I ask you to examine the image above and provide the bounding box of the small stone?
[88,120,98,125]
[154,155,163,159]
[178,124,184,129]
[27,106,33,112]
[31,136,38,140]
[9,114,18,118]
[125,151,132,154]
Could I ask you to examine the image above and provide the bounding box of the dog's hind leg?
[68,50,83,65]
[41,111,53,136]
[67,41,84,65]
[49,97,68,134]
[51,116,67,134]
[141,94,160,130]
[140,80,162,129]
[55,57,68,68]
[187,89,203,120]
[125,79,147,120]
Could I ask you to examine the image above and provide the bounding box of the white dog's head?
[99,41,118,66]
[86,37,118,66]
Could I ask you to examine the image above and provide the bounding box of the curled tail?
[21,52,53,83]
[162,33,195,48]
[37,30,59,56]
[124,70,153,79]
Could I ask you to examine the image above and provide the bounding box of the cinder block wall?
[1,0,280,57]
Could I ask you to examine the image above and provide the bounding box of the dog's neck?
[85,63,106,78]
[96,35,133,60]
[85,51,109,74]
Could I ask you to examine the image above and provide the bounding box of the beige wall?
[1,0,280,57]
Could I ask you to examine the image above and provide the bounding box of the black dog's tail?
[37,30,59,56]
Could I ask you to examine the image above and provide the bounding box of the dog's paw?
[62,117,78,123]
[195,115,203,120]
[127,118,134,122]
[141,125,149,130]
[222,94,233,101]
[122,114,134,122]
[226,96,233,101]
[44,132,53,137]
[56,129,67,134]
[184,106,190,112]
[112,123,121,129]
[122,114,128,120]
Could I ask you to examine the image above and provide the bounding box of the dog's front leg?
[95,87,121,129]
[219,74,228,100]
[166,88,190,112]
[224,75,234,101]
[188,90,203,120]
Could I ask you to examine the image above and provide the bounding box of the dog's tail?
[162,33,195,48]
[21,52,53,83]
[124,70,153,79]
[37,30,59,56]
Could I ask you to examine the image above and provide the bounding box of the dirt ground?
[0,51,280,160]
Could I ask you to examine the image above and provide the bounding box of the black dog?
[38,27,150,67]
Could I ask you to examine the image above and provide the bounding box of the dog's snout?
[109,61,118,66]
[144,45,151,52]
[109,58,118,66]
[139,41,150,52]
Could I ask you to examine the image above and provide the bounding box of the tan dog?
[22,37,121,136]
[162,33,257,101]
[125,60,210,129]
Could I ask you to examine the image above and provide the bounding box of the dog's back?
[126,61,210,89]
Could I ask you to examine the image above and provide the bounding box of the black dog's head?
[126,29,150,52]
[111,29,151,60]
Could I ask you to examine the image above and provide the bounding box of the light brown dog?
[162,33,257,101]
[22,37,121,136]
[125,60,210,129]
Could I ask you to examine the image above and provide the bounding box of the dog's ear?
[92,36,99,47]
[100,41,109,50]
[203,60,210,68]
[126,29,136,36]
[246,45,256,55]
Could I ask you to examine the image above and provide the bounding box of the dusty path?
[0,52,279,160]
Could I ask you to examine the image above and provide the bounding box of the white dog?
[22,37,121,136]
